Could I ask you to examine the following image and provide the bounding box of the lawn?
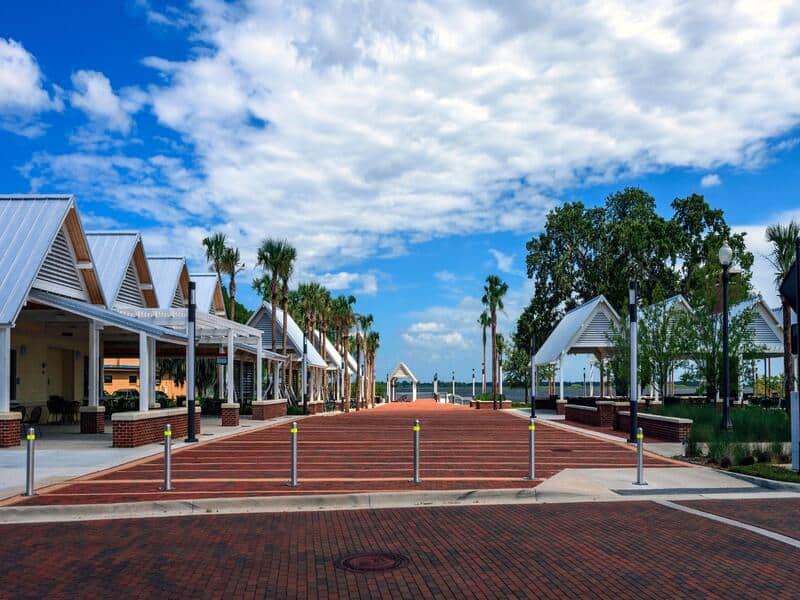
[653,404,789,443]
[730,463,800,484]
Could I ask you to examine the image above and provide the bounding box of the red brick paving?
[12,401,680,506]
[0,500,798,598]
[678,497,800,539]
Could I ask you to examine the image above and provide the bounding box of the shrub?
[474,393,505,401]
[770,441,789,463]
[654,405,789,443]
[732,444,753,466]
[754,444,771,463]
[685,438,701,458]
[707,438,732,465]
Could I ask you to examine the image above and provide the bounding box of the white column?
[0,326,10,412]
[256,342,263,402]
[589,363,594,397]
[273,361,280,400]
[88,322,101,407]
[499,365,503,396]
[148,336,156,408]
[412,381,417,401]
[138,333,150,411]
[227,329,235,402]
[559,353,565,402]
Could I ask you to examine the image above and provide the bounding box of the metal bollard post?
[526,418,536,480]
[290,421,298,487]
[635,427,646,486]
[24,427,36,496]
[162,424,173,491]
[412,419,421,483]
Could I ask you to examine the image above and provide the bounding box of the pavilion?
[388,362,418,402]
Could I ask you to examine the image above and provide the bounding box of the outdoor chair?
[21,406,42,437]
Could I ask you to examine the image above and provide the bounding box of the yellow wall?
[103,358,186,399]
[11,321,88,421]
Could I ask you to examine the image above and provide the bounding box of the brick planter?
[79,405,106,434]
[308,401,325,415]
[252,399,287,420]
[221,403,240,427]
[615,410,692,442]
[112,408,202,448]
[555,400,567,416]
[471,400,512,409]
[565,404,599,426]
[0,412,22,447]
[595,401,617,428]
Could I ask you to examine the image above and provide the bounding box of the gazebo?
[388,362,418,402]
[532,295,620,402]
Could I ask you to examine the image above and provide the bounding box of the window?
[104,374,112,384]
[129,375,138,384]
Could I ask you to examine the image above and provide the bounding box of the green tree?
[478,311,490,394]
[202,232,227,289]
[482,274,509,406]
[220,245,244,322]
[766,220,800,405]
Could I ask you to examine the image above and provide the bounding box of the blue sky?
[2,1,800,382]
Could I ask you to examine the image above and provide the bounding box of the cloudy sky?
[2,0,800,381]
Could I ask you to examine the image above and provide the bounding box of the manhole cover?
[336,552,408,573]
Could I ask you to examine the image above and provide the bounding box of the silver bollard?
[526,418,536,480]
[24,427,36,496]
[635,427,647,486]
[290,421,298,487]
[162,423,173,491]
[412,419,421,483]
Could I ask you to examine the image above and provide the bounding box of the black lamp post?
[628,280,638,443]
[719,240,733,431]
[530,334,537,418]
[185,281,198,443]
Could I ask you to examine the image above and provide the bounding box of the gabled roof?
[533,295,621,365]
[314,329,342,369]
[732,296,784,355]
[247,302,326,368]
[651,294,693,313]
[771,306,797,327]
[389,362,417,382]
[190,272,226,316]
[0,195,104,325]
[86,232,157,309]
[148,256,189,309]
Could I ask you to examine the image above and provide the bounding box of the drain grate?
[336,552,408,573]
[551,448,573,453]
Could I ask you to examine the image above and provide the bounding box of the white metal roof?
[389,362,417,382]
[86,232,144,308]
[0,195,105,325]
[29,289,185,344]
[148,256,188,309]
[190,272,224,315]
[533,295,621,366]
[247,303,327,368]
[315,329,342,369]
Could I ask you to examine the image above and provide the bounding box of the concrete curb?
[719,468,800,492]
[1,486,798,525]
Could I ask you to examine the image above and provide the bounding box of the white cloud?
[313,271,379,295]
[488,249,515,274]
[434,270,457,282]
[19,1,800,284]
[0,38,62,135]
[70,70,141,133]
[700,173,721,187]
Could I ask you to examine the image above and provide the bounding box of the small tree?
[638,301,688,402]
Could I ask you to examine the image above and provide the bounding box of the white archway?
[388,362,418,402]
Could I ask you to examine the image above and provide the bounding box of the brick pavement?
[10,400,680,506]
[0,499,797,598]
[678,497,800,539]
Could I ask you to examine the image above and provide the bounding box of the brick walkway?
[1,499,797,598]
[11,401,679,506]
[678,497,800,539]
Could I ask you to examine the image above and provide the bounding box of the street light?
[719,239,733,431]
[451,370,455,396]
[629,280,639,443]
[530,334,537,418]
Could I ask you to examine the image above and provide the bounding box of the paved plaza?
[5,400,680,506]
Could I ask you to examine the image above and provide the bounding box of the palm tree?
[220,245,244,321]
[478,311,490,395]
[366,331,380,407]
[766,220,800,405]
[332,295,356,411]
[356,313,374,410]
[202,232,227,288]
[482,275,509,408]
[276,243,297,393]
[257,239,287,355]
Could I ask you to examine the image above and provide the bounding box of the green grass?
[653,404,789,443]
[730,463,800,483]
